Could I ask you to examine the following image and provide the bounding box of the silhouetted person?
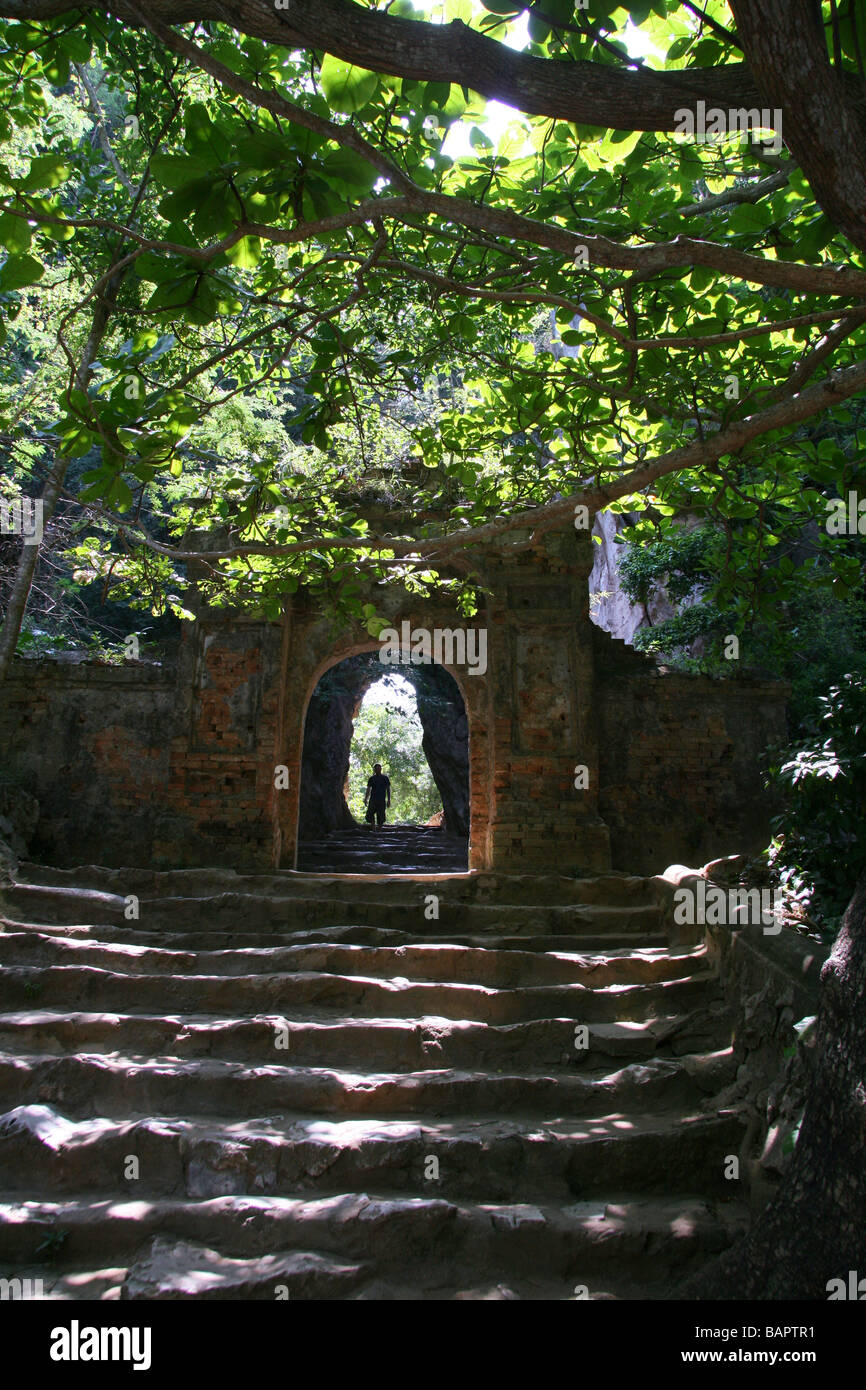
[364,763,391,828]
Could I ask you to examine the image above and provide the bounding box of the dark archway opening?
[296,651,469,873]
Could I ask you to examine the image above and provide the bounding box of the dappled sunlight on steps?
[0,861,747,1300]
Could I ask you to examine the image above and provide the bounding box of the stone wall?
[0,659,175,867]
[595,628,788,874]
[151,616,286,870]
[708,919,828,1209]
[0,528,788,876]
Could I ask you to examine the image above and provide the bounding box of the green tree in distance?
[348,678,443,823]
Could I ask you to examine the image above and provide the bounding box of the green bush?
[766,673,866,929]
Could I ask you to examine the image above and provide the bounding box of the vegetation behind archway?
[347,675,443,824]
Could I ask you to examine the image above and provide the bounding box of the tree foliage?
[767,673,866,930]
[0,1,864,689]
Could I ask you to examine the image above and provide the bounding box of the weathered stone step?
[0,963,714,1025]
[1,917,667,953]
[1,883,664,936]
[123,1238,367,1299]
[125,1239,365,1299]
[0,1104,747,1201]
[17,862,664,908]
[296,834,469,876]
[0,1191,748,1294]
[0,931,705,990]
[0,1050,734,1121]
[0,1009,729,1071]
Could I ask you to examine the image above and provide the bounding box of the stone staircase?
[0,862,748,1300]
[297,826,469,874]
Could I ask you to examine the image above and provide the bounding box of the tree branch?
[0,0,773,128]
[79,357,866,568]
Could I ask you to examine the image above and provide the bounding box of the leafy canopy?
[0,2,864,646]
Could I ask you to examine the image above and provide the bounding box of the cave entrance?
[296,652,470,874]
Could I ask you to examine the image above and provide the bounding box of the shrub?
[766,673,866,929]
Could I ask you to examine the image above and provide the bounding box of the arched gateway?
[267,526,612,874]
[295,651,470,871]
[2,525,788,876]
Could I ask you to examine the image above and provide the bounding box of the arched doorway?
[295,651,470,873]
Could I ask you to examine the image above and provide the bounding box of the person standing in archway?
[364,763,391,828]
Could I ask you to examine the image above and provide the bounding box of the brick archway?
[275,625,492,871]
[296,650,470,842]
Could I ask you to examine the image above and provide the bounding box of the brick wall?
[1,537,789,875]
[597,653,788,874]
[0,659,174,867]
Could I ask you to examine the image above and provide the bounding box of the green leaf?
[225,235,263,270]
[321,148,378,190]
[469,126,494,150]
[158,181,215,222]
[0,212,32,253]
[0,252,44,290]
[185,101,233,164]
[236,130,291,169]
[16,155,70,191]
[319,55,378,114]
[729,202,774,234]
[192,184,237,240]
[689,265,715,292]
[107,477,134,512]
[43,53,70,87]
[150,154,214,188]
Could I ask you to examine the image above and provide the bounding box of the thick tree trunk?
[730,0,866,254]
[688,869,866,1299]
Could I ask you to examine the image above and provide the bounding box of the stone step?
[0,963,714,1025]
[0,1050,735,1121]
[1,917,667,953]
[1,883,664,936]
[0,1009,730,1070]
[124,1239,365,1299]
[0,1192,748,1296]
[296,837,470,875]
[0,1104,747,1201]
[16,862,664,908]
[0,859,738,1299]
[0,931,705,989]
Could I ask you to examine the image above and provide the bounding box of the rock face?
[589,510,705,647]
[298,654,470,842]
[0,861,751,1300]
[589,510,647,644]
[297,659,367,840]
[406,663,470,838]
